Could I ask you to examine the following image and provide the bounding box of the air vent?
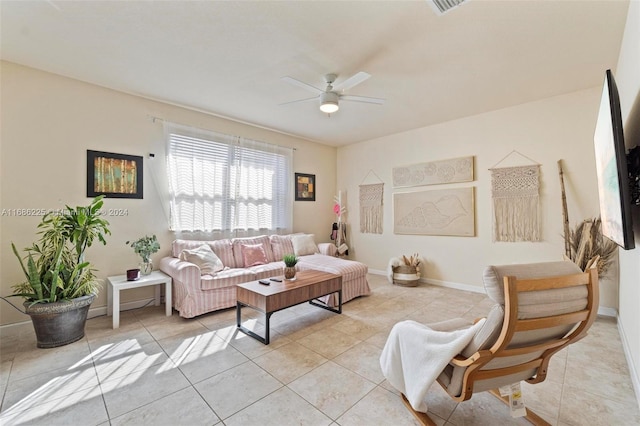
[428,0,468,15]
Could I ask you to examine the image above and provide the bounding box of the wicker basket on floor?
[392,265,419,287]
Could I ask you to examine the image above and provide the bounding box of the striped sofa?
[159,235,370,318]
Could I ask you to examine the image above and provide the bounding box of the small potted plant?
[126,235,160,275]
[283,254,298,280]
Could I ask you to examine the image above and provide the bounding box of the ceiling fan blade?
[279,96,318,106]
[340,94,385,105]
[280,76,323,95]
[332,72,371,92]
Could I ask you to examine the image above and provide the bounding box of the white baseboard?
[0,297,157,334]
[89,297,157,319]
[369,269,486,294]
[422,277,486,294]
[618,315,640,410]
[596,306,618,317]
[369,270,618,317]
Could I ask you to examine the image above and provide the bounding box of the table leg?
[113,287,120,329]
[236,302,271,345]
[165,279,172,317]
[107,280,113,316]
[154,284,161,307]
[265,312,271,345]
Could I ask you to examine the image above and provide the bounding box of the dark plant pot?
[24,293,96,349]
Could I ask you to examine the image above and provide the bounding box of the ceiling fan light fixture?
[320,92,339,114]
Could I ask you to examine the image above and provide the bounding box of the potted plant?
[126,234,160,275]
[11,196,110,348]
[283,254,298,280]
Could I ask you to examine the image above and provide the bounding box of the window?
[166,123,293,234]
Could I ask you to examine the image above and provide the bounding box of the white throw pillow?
[180,244,224,275]
[291,234,319,257]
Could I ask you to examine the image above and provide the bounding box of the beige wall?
[0,61,337,326]
[337,88,612,301]
[615,0,640,405]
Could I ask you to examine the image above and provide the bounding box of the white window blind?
[166,123,293,234]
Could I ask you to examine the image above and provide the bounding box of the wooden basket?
[393,265,419,287]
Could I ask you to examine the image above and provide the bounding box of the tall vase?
[140,260,153,275]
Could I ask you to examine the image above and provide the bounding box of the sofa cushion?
[297,253,367,282]
[172,239,237,268]
[232,235,275,264]
[270,234,295,261]
[179,244,225,275]
[241,243,269,267]
[200,269,257,291]
[247,262,285,279]
[291,234,319,256]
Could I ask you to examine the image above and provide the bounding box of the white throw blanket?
[380,319,486,413]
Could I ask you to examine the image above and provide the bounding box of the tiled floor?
[1,274,639,425]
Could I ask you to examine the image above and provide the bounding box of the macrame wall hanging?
[359,170,384,234]
[490,151,541,242]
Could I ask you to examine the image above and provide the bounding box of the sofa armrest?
[159,256,201,284]
[318,243,337,257]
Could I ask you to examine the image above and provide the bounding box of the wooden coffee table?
[236,270,342,344]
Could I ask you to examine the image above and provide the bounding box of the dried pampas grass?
[387,253,424,283]
[569,217,617,277]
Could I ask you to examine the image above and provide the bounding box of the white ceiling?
[0,0,629,146]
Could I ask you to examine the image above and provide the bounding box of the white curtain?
[165,122,293,236]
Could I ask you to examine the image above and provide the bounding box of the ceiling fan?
[280,72,385,114]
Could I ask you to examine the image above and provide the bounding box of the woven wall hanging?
[359,183,384,234]
[491,165,541,242]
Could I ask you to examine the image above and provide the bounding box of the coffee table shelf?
[236,270,342,344]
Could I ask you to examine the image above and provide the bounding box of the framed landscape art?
[87,150,143,199]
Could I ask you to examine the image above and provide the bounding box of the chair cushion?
[179,244,225,275]
[483,261,582,305]
[461,304,504,357]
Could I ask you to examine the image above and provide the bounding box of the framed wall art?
[392,156,474,188]
[295,173,315,201]
[87,150,143,199]
[393,187,475,236]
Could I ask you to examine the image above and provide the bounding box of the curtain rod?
[147,115,297,151]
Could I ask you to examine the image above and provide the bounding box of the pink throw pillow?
[242,243,268,267]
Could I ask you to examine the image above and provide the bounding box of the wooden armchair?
[401,261,599,425]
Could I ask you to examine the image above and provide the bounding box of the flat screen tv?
[593,69,635,250]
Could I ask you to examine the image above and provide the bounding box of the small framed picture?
[87,150,143,199]
[295,173,315,201]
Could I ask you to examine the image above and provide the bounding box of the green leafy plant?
[283,254,298,267]
[126,234,160,263]
[12,196,111,304]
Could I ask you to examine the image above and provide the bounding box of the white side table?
[107,270,172,329]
